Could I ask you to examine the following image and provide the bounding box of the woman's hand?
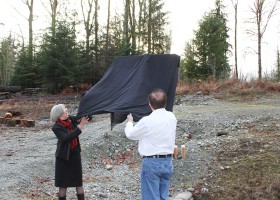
[78,116,89,130]
[127,113,133,123]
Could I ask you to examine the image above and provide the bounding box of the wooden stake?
[173,145,178,158]
[181,145,186,159]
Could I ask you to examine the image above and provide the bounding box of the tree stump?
[14,119,21,125]
[0,117,5,124]
[26,120,35,127]
[6,119,16,127]
[20,119,28,126]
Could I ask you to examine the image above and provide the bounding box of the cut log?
[14,119,21,125]
[26,120,35,127]
[6,119,16,127]
[0,86,21,93]
[1,118,35,127]
[24,88,41,96]
[7,111,23,117]
[0,117,5,124]
[20,119,28,126]
[4,112,12,119]
[0,92,12,100]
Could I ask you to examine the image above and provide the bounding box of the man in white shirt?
[125,88,177,200]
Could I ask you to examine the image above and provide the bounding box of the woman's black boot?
[77,193,85,200]
[59,196,66,200]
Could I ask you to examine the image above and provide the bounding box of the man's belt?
[142,154,172,158]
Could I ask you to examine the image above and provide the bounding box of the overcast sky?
[0,0,280,78]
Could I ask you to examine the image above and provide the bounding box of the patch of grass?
[222,152,279,184]
[205,153,280,200]
[176,79,280,101]
[195,133,280,200]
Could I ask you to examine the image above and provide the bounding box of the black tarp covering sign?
[77,54,180,129]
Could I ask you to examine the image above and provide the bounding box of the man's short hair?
[148,88,167,109]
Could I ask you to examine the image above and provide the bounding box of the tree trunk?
[94,0,99,82]
[50,0,58,36]
[26,0,34,60]
[147,0,152,53]
[257,1,262,80]
[232,0,238,79]
[258,31,262,80]
[105,0,111,66]
[137,0,144,52]
[81,0,94,56]
[277,48,280,81]
[0,38,15,86]
[123,0,130,55]
[130,0,136,54]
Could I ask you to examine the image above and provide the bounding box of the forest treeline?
[0,0,279,93]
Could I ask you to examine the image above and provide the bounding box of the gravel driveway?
[0,94,279,199]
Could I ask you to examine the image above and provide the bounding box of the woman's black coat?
[52,116,82,160]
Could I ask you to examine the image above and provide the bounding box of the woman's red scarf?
[57,118,78,149]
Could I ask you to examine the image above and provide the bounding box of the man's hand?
[127,113,133,123]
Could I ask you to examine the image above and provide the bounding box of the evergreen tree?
[12,45,37,88]
[182,0,230,80]
[181,41,199,80]
[36,21,84,93]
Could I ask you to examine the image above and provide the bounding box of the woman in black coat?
[50,104,89,200]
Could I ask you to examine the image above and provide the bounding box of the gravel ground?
[0,94,280,199]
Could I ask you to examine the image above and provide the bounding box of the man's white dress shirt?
[125,108,177,156]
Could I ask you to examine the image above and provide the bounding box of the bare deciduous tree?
[147,0,152,53]
[137,0,146,52]
[40,0,59,36]
[93,0,99,82]
[246,0,278,80]
[22,0,34,58]
[277,47,280,81]
[231,0,238,79]
[81,0,94,55]
[129,0,136,54]
[105,0,111,56]
[123,0,130,54]
[123,0,136,54]
[0,37,15,86]
[50,0,58,35]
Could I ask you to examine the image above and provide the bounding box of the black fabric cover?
[77,54,180,129]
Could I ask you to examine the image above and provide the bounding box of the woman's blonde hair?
[50,104,65,122]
